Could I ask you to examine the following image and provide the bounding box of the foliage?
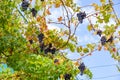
[0,0,120,80]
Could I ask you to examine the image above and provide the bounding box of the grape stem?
[60,49,97,61]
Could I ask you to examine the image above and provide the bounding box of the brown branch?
[61,49,97,61]
[87,17,95,31]
[71,22,80,37]
[58,0,72,49]
[109,0,120,25]
[62,5,67,26]
[48,21,68,27]
[60,0,70,20]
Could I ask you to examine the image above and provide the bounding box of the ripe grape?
[106,36,113,43]
[97,30,102,36]
[54,59,59,63]
[101,36,106,45]
[48,43,52,48]
[77,12,86,23]
[38,33,44,43]
[40,42,45,52]
[64,74,71,80]
[31,8,37,17]
[21,0,29,11]
[50,48,56,54]
[44,47,51,54]
[78,62,85,75]
[29,39,33,44]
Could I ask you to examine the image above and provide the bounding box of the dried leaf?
[98,44,102,51]
[46,9,51,15]
[74,61,79,66]
[55,3,61,8]
[58,16,62,22]
[36,16,41,22]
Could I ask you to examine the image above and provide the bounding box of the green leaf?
[100,0,106,3]
[77,46,82,53]
[87,25,93,31]
[69,44,76,52]
[83,48,89,53]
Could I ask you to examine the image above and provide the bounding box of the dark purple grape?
[40,42,45,52]
[48,43,52,48]
[64,74,71,80]
[101,36,106,45]
[29,39,33,44]
[44,48,51,54]
[106,36,113,43]
[78,62,85,75]
[21,0,29,11]
[97,30,102,36]
[54,59,59,63]
[50,48,56,54]
[31,8,37,17]
[77,12,86,23]
[38,33,44,43]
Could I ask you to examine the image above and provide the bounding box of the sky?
[1,0,120,80]
[68,0,120,80]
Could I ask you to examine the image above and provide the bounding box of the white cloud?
[47,24,60,31]
[78,35,98,44]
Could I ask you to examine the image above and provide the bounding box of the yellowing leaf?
[57,16,62,22]
[83,48,89,53]
[77,46,82,53]
[92,3,100,10]
[55,2,61,8]
[46,9,51,15]
[104,46,108,50]
[87,25,93,31]
[74,61,79,66]
[100,0,106,3]
[36,16,41,22]
[91,3,98,7]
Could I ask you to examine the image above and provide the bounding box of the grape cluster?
[78,62,86,75]
[38,33,56,54]
[64,73,71,80]
[38,33,44,43]
[44,43,56,54]
[31,8,37,17]
[97,30,102,37]
[40,42,45,52]
[21,0,29,11]
[77,12,86,23]
[100,36,106,45]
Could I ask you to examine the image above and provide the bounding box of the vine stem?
[61,49,97,61]
[16,5,28,23]
[109,0,120,25]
